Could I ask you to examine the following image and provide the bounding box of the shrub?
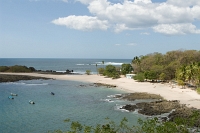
[121,63,133,75]
[98,68,105,75]
[133,73,145,82]
[85,70,91,75]
[8,65,32,72]
[0,65,36,72]
[104,65,120,79]
[0,66,9,72]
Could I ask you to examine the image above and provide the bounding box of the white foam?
[105,62,123,65]
[100,99,114,102]
[95,62,124,66]
[25,83,48,86]
[56,71,66,73]
[114,104,129,112]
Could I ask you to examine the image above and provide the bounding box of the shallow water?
[0,79,144,133]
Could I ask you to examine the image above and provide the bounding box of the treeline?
[132,50,200,87]
[96,63,133,79]
[0,65,36,72]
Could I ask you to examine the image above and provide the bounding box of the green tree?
[104,65,120,79]
[133,72,145,82]
[121,63,133,75]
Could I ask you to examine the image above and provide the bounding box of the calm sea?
[0,58,132,74]
[0,58,144,133]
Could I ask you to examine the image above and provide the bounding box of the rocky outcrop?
[119,93,164,101]
[93,83,117,88]
[136,100,180,116]
[117,92,200,126]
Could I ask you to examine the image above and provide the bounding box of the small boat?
[29,100,35,104]
[8,96,14,99]
[11,93,18,96]
[51,92,55,95]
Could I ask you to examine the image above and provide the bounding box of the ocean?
[0,58,145,133]
[0,58,132,74]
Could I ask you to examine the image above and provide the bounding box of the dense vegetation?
[132,50,200,88]
[97,64,132,79]
[0,65,36,72]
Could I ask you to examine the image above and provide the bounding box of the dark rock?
[136,100,180,116]
[120,104,137,111]
[93,83,117,88]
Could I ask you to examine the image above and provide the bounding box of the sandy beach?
[1,72,200,109]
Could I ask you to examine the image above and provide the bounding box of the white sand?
[1,72,200,109]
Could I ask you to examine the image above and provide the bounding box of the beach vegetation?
[85,70,91,75]
[98,68,105,75]
[177,80,185,89]
[104,65,120,79]
[121,63,133,75]
[159,72,166,81]
[132,50,200,91]
[0,65,36,72]
[133,72,145,82]
[0,66,9,72]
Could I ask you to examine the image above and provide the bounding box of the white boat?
[11,93,18,96]
[29,100,35,104]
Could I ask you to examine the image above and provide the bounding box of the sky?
[0,0,200,59]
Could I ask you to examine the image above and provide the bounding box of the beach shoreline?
[1,72,200,109]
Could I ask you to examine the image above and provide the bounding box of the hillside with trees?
[132,50,200,90]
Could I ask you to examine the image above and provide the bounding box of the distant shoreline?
[1,72,200,109]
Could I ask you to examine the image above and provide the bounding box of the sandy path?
[1,72,200,109]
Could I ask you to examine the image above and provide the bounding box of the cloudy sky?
[1,0,200,59]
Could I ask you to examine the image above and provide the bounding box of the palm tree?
[96,64,98,75]
[102,61,104,69]
[132,56,141,73]
[176,65,187,88]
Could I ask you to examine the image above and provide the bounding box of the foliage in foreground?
[49,111,200,133]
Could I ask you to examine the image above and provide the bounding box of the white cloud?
[53,0,200,35]
[127,43,137,46]
[153,23,200,35]
[115,43,137,46]
[141,32,150,35]
[134,0,152,4]
[52,15,108,31]
[166,0,200,7]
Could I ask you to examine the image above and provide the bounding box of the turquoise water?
[0,79,144,133]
